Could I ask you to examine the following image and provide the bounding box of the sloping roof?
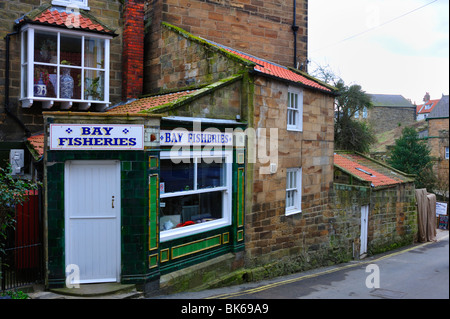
[369,94,414,108]
[205,40,335,94]
[416,99,440,115]
[107,73,243,114]
[334,153,414,188]
[107,90,198,114]
[16,4,116,36]
[26,133,45,160]
[428,95,449,119]
[221,47,334,93]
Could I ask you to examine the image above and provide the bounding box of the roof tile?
[334,153,401,187]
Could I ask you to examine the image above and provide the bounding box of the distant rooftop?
[369,94,414,108]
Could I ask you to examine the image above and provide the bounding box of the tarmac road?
[155,230,449,300]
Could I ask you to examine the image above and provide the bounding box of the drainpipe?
[292,0,299,69]
[4,30,31,138]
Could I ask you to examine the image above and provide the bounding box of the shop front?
[43,112,245,290]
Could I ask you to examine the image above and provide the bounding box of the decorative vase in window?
[60,68,74,99]
[34,72,47,97]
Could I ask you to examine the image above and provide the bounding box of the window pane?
[84,69,104,100]
[22,65,27,98]
[84,37,105,68]
[60,34,82,66]
[34,31,57,63]
[22,30,28,63]
[160,192,223,231]
[160,159,194,193]
[60,67,81,99]
[34,65,57,98]
[197,157,225,189]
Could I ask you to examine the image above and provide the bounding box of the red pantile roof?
[416,99,440,115]
[224,48,333,93]
[27,133,45,160]
[33,9,112,33]
[334,153,401,188]
[17,5,115,35]
[107,90,198,114]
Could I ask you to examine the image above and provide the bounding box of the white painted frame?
[159,150,233,242]
[285,167,302,216]
[20,25,111,109]
[287,86,303,132]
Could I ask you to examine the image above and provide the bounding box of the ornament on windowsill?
[34,72,47,97]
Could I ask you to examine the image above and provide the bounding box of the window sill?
[287,127,303,132]
[285,209,302,216]
[160,218,231,242]
[21,98,109,111]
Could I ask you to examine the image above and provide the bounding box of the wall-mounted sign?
[50,124,144,150]
[160,129,233,146]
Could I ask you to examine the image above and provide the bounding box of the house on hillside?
[416,92,440,121]
[365,94,416,134]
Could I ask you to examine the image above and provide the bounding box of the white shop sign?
[160,129,233,146]
[50,124,144,150]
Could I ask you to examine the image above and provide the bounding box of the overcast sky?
[308,0,449,105]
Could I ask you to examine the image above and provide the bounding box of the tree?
[0,165,40,259]
[387,127,436,190]
[311,64,375,153]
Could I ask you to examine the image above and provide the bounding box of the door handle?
[112,196,115,208]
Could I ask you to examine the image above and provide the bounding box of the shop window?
[285,167,302,215]
[159,151,232,242]
[20,26,110,109]
[287,87,303,131]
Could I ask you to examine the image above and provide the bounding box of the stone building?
[427,95,449,194]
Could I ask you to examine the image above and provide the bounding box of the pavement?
[27,228,449,299]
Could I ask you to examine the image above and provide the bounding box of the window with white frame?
[362,106,368,118]
[20,25,110,109]
[52,0,90,10]
[285,167,302,215]
[159,150,233,242]
[445,147,449,160]
[287,87,303,131]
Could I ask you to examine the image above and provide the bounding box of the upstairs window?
[52,0,90,10]
[21,25,110,110]
[287,87,303,131]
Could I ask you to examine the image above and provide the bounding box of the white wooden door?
[360,205,369,257]
[65,160,121,284]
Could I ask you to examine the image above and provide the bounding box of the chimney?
[423,92,430,103]
[122,0,145,101]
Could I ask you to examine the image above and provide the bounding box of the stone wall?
[331,182,417,257]
[245,76,336,268]
[367,106,417,134]
[428,118,449,185]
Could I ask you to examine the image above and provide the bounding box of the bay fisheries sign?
[160,129,234,147]
[50,124,144,150]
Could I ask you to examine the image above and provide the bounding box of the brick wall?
[144,0,308,94]
[0,0,123,142]
[122,0,145,100]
